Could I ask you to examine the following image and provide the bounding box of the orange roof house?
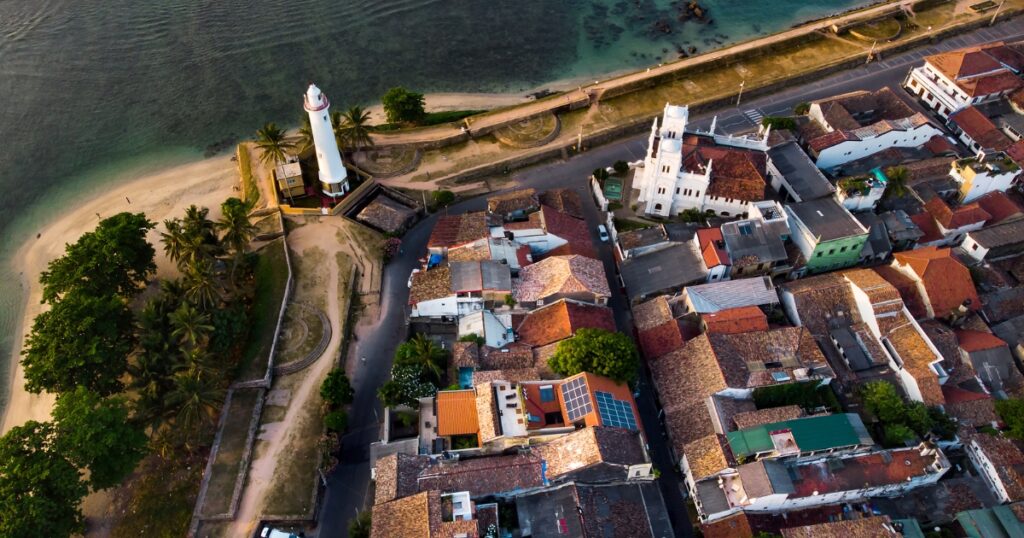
[892,247,980,319]
[702,306,769,335]
[435,390,481,444]
[515,299,615,348]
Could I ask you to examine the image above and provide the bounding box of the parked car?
[597,224,609,242]
[407,268,420,288]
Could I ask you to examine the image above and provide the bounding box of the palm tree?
[254,122,295,166]
[169,302,213,348]
[395,333,447,382]
[295,115,314,153]
[161,218,186,266]
[335,106,374,151]
[183,258,221,311]
[183,205,217,245]
[216,198,257,286]
[177,348,219,380]
[884,166,909,199]
[166,372,224,449]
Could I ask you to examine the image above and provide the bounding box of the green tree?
[996,399,1024,440]
[0,421,87,538]
[160,219,187,267]
[883,166,910,199]
[548,328,639,384]
[348,509,372,538]
[378,364,437,408]
[861,380,907,424]
[613,160,629,175]
[39,212,156,303]
[793,102,811,115]
[394,334,448,383]
[51,387,148,490]
[432,190,456,207]
[882,424,916,446]
[761,116,797,130]
[169,302,213,348]
[254,122,295,165]
[324,409,349,432]
[22,291,134,395]
[336,105,375,150]
[381,87,426,124]
[183,257,221,311]
[592,167,610,181]
[166,372,224,448]
[321,369,355,407]
[296,115,314,153]
[216,197,257,286]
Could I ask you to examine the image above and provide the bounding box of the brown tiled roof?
[370,490,439,538]
[732,405,805,430]
[409,265,452,304]
[451,342,480,369]
[975,191,1024,224]
[638,320,687,359]
[842,268,904,311]
[925,134,957,156]
[428,212,488,248]
[649,336,726,456]
[808,130,858,152]
[516,299,615,347]
[702,306,769,335]
[514,255,610,303]
[924,196,992,230]
[781,516,900,538]
[470,368,540,386]
[780,273,857,337]
[927,42,1024,97]
[1009,139,1024,166]
[702,512,754,538]
[904,156,956,184]
[632,295,675,331]
[684,434,733,481]
[383,451,544,500]
[709,327,831,389]
[487,188,538,216]
[502,210,543,231]
[689,143,768,202]
[874,264,929,319]
[968,434,1024,501]
[909,212,943,243]
[448,240,491,262]
[950,106,1013,151]
[539,189,584,219]
[943,388,997,428]
[878,311,945,406]
[534,427,647,479]
[894,246,981,317]
[436,390,480,438]
[479,343,536,371]
[957,329,1008,352]
[539,205,596,258]
[474,382,500,443]
[356,195,416,233]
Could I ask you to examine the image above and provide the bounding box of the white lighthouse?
[303,83,349,197]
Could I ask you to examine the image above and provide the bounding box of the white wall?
[960,233,989,263]
[815,124,943,170]
[967,439,1013,503]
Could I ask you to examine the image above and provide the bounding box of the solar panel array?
[595,391,638,430]
[560,376,593,422]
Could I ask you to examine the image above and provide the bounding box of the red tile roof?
[538,189,584,219]
[927,42,1024,97]
[787,448,944,499]
[968,434,1024,502]
[516,299,615,347]
[873,265,929,319]
[702,306,769,335]
[683,135,768,202]
[427,211,488,249]
[541,205,595,257]
[925,196,991,230]
[909,212,943,243]
[924,134,957,156]
[697,228,730,267]
[942,384,992,404]
[894,246,981,318]
[808,130,858,152]
[956,329,1008,352]
[950,106,1013,151]
[1008,139,1024,166]
[638,320,687,359]
[975,191,1024,224]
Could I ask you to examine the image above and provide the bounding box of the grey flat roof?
[516,482,673,538]
[787,198,867,242]
[450,261,510,292]
[721,219,788,264]
[695,479,731,516]
[830,327,875,371]
[620,243,708,301]
[880,210,924,242]
[481,261,512,291]
[971,219,1024,249]
[684,276,778,313]
[769,142,836,201]
[855,212,892,258]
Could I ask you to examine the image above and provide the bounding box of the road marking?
[743,108,764,124]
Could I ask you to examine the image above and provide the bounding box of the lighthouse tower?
[303,83,349,197]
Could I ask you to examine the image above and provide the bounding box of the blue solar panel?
[561,377,592,422]
[595,391,638,430]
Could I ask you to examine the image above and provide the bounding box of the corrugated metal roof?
[685,276,778,313]
[726,413,872,459]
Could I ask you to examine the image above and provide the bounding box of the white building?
[965,434,1024,504]
[303,83,350,197]
[458,311,513,348]
[836,173,887,212]
[635,104,770,218]
[903,42,1024,119]
[951,153,1021,202]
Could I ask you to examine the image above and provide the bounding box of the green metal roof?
[893,519,925,538]
[726,413,873,459]
[957,506,1024,538]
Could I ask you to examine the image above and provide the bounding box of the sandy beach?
[0,154,238,434]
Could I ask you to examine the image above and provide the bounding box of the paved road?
[315,18,1024,537]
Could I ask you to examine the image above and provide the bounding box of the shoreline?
[0,154,238,433]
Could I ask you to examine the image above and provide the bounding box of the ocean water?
[0,0,872,410]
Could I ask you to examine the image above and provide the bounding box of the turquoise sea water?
[0,0,872,411]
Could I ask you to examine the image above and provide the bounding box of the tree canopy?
[51,387,148,490]
[321,369,354,407]
[0,421,87,538]
[394,334,448,383]
[996,399,1024,440]
[22,291,134,395]
[381,87,425,124]
[861,380,937,446]
[39,212,155,304]
[378,364,437,408]
[547,328,639,384]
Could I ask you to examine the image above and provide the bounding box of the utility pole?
[736,80,745,108]
[867,41,877,65]
[578,127,583,152]
[991,0,1005,25]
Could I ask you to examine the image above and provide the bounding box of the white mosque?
[303,83,350,197]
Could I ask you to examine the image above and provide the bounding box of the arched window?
[654,203,663,212]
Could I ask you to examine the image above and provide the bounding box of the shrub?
[381,87,425,124]
[432,190,455,207]
[548,328,639,384]
[324,410,349,432]
[321,369,354,407]
[794,102,811,115]
[752,381,841,413]
[613,161,629,175]
[761,116,797,131]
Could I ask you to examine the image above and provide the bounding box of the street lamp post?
[991,0,1006,25]
[736,80,745,108]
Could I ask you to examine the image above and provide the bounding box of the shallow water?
[0,0,871,411]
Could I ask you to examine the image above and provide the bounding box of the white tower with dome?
[303,83,349,197]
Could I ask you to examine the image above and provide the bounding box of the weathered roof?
[787,197,867,242]
[709,327,832,389]
[685,434,733,481]
[697,227,730,268]
[516,299,615,347]
[950,106,1013,151]
[356,195,417,233]
[370,490,441,538]
[924,196,991,230]
[768,141,836,200]
[894,246,980,317]
[427,211,488,248]
[632,295,675,331]
[450,261,512,293]
[780,273,859,337]
[926,41,1024,97]
[721,218,788,266]
[534,427,647,480]
[878,311,946,406]
[681,135,768,202]
[975,191,1024,225]
[781,516,902,538]
[684,276,778,313]
[514,255,610,303]
[812,88,917,130]
[638,319,687,360]
[971,218,1024,250]
[538,189,584,218]
[620,243,708,301]
[617,225,669,251]
[969,434,1024,502]
[702,306,769,336]
[487,188,538,216]
[540,205,595,258]
[726,413,873,460]
[957,505,1024,538]
[732,405,804,430]
[409,265,452,303]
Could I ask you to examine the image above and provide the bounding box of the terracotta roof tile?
[702,306,769,335]
[968,434,1024,501]
[370,490,439,538]
[684,434,733,481]
[470,368,540,386]
[428,212,488,249]
[925,134,957,156]
[874,265,929,318]
[781,516,900,538]
[957,329,1007,352]
[451,342,480,369]
[638,319,687,359]
[732,405,805,430]
[681,135,768,202]
[436,390,480,438]
[539,205,596,257]
[925,196,991,230]
[487,188,538,217]
[538,189,584,219]
[975,191,1024,224]
[944,390,997,429]
[950,106,1013,151]
[702,513,754,538]
[649,336,726,456]
[878,311,945,406]
[926,42,1024,97]
[780,273,858,337]
[894,246,980,318]
[534,427,647,480]
[697,228,730,267]
[478,343,536,371]
[709,327,831,389]
[909,212,943,243]
[514,255,610,304]
[410,265,452,304]
[808,130,858,152]
[1008,139,1024,166]
[632,296,675,331]
[516,299,615,347]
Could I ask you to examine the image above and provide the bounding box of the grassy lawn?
[613,218,654,232]
[260,392,325,517]
[111,454,206,538]
[237,239,289,381]
[492,113,559,148]
[198,389,262,517]
[238,144,259,206]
